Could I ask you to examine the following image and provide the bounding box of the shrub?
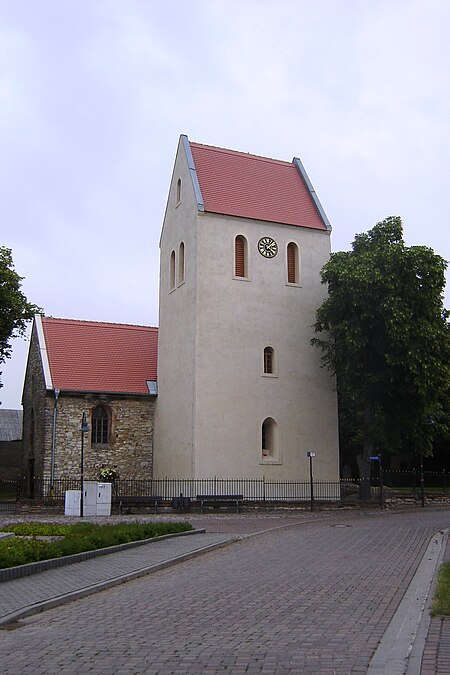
[0,521,193,569]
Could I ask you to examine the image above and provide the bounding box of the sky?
[1,0,449,409]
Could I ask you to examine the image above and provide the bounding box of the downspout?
[50,388,60,490]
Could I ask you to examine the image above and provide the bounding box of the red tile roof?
[189,142,327,230]
[41,318,158,395]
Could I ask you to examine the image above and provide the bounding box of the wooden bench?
[112,495,163,514]
[196,495,243,513]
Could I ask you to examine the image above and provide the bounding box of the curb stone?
[0,533,237,627]
[0,527,206,582]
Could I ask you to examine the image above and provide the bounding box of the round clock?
[258,237,278,258]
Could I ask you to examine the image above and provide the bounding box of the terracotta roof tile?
[189,142,327,230]
[41,318,158,395]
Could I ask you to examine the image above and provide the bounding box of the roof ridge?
[42,317,158,331]
[190,141,293,167]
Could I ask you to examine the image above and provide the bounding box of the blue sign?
[369,456,380,461]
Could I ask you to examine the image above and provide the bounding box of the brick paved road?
[421,534,450,675]
[1,509,450,674]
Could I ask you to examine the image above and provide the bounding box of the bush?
[0,538,56,567]
[0,521,193,569]
[1,523,72,537]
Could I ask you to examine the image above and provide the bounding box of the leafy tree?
[0,246,42,390]
[312,217,450,496]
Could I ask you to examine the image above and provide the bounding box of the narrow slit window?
[178,242,185,284]
[264,347,274,374]
[170,250,176,290]
[287,242,299,284]
[176,178,181,204]
[235,235,247,277]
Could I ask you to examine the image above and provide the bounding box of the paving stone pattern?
[0,532,234,619]
[421,533,450,675]
[1,509,450,674]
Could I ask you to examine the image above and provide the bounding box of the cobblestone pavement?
[1,508,450,674]
[421,534,450,675]
[0,532,237,621]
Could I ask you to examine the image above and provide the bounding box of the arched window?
[178,242,185,285]
[263,347,274,374]
[169,250,176,291]
[91,406,109,445]
[287,242,299,284]
[235,235,248,278]
[176,178,182,204]
[262,417,279,460]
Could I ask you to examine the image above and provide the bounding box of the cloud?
[0,0,448,408]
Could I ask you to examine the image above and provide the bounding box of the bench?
[196,495,243,513]
[112,495,163,514]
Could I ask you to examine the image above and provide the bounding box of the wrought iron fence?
[5,470,450,508]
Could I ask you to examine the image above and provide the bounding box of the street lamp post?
[80,413,90,517]
[306,451,316,511]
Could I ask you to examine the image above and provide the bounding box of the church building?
[21,135,339,486]
[155,136,339,481]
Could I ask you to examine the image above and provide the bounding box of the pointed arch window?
[235,235,248,278]
[91,406,110,445]
[176,178,182,204]
[287,242,299,284]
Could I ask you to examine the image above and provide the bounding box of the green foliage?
[0,538,56,568]
[0,521,193,569]
[99,467,119,482]
[0,246,42,387]
[431,562,450,616]
[312,216,450,476]
[1,522,73,536]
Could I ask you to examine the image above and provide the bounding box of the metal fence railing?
[3,470,450,510]
[4,471,450,503]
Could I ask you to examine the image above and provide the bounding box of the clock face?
[258,237,278,258]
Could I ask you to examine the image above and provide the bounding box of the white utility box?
[64,489,81,516]
[96,482,112,516]
[64,481,112,516]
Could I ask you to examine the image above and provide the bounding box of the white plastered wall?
[192,214,339,480]
[154,139,200,478]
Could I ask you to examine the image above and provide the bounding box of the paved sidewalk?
[0,530,236,625]
[0,508,450,673]
[0,511,316,627]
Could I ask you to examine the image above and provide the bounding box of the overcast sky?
[1,0,449,409]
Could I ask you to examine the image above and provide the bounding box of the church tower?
[154,135,339,481]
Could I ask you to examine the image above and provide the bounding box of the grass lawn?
[0,521,193,569]
[431,562,450,616]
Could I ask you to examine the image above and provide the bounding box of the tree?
[312,217,450,497]
[0,247,42,389]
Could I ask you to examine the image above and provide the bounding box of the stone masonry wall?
[49,395,155,480]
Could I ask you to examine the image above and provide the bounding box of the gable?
[40,317,158,395]
[189,140,329,231]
